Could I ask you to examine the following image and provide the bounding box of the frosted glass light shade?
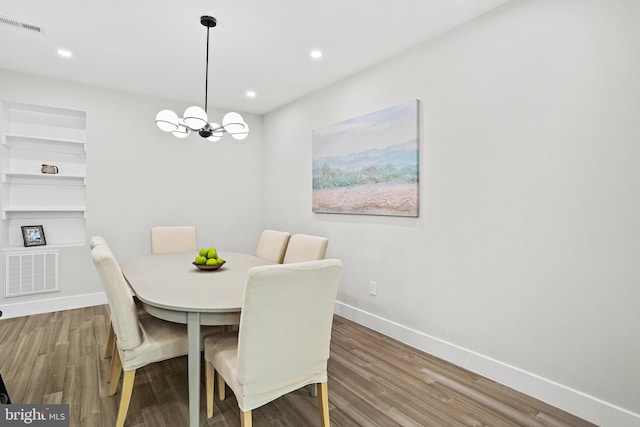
[230,123,249,140]
[173,129,190,138]
[207,123,223,141]
[172,119,190,138]
[156,110,179,132]
[222,112,246,134]
[183,106,208,130]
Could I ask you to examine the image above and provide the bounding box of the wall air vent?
[0,15,44,34]
[5,251,59,297]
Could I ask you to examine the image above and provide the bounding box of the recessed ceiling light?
[57,49,72,58]
[246,91,256,98]
[310,50,322,59]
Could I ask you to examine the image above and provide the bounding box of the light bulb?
[222,112,246,134]
[230,123,250,140]
[172,119,190,138]
[207,123,224,141]
[156,110,179,132]
[183,106,208,130]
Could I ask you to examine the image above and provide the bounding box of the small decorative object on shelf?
[21,225,46,247]
[41,164,59,174]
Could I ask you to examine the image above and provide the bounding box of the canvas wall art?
[312,100,419,217]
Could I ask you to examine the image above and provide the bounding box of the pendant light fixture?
[155,16,249,141]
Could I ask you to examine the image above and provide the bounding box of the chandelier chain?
[205,25,210,114]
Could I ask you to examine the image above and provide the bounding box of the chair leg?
[205,361,214,418]
[108,346,122,396]
[216,370,226,401]
[104,322,115,359]
[115,370,136,427]
[240,410,252,427]
[310,383,318,397]
[317,381,330,427]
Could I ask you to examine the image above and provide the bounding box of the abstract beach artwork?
[312,100,419,217]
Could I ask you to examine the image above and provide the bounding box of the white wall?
[262,0,640,425]
[0,69,264,316]
[1,0,638,424]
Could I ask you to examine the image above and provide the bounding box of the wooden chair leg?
[115,370,136,427]
[317,381,330,427]
[104,322,115,359]
[216,370,226,401]
[240,410,252,427]
[108,346,122,396]
[205,361,214,418]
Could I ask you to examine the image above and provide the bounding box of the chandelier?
[155,16,249,141]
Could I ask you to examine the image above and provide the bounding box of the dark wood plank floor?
[0,306,597,426]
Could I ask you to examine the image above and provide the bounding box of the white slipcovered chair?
[150,226,198,255]
[255,229,290,264]
[91,245,223,427]
[204,259,343,427]
[89,236,119,360]
[281,233,330,397]
[89,235,110,250]
[282,233,329,264]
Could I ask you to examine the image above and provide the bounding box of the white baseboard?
[2,295,637,426]
[335,301,640,427]
[0,292,108,319]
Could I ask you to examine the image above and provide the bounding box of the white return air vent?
[5,251,59,297]
[0,15,44,34]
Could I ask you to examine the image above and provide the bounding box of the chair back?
[236,259,342,397]
[282,233,328,264]
[255,229,290,263]
[91,246,142,350]
[150,226,198,254]
[89,235,110,250]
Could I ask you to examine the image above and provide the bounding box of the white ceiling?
[0,0,510,114]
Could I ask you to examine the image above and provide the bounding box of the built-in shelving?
[2,133,86,147]
[2,172,86,182]
[0,101,87,249]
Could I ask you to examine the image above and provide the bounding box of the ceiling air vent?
[0,15,44,34]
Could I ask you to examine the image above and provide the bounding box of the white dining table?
[119,250,274,427]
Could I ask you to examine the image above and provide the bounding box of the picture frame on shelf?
[21,225,46,247]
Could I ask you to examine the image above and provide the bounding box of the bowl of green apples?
[193,247,226,271]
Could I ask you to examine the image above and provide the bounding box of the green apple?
[199,248,208,257]
[195,255,207,265]
[216,257,224,264]
[207,247,218,259]
[206,258,218,266]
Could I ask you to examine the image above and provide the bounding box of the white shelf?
[2,172,86,184]
[3,133,85,146]
[2,171,85,177]
[2,242,86,251]
[2,208,86,219]
[3,207,85,212]
[3,171,85,178]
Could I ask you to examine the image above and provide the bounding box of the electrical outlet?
[369,281,377,296]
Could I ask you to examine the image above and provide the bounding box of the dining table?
[119,250,274,427]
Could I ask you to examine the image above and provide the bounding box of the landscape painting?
[312,100,419,217]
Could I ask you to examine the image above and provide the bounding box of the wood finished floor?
[0,305,597,427]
